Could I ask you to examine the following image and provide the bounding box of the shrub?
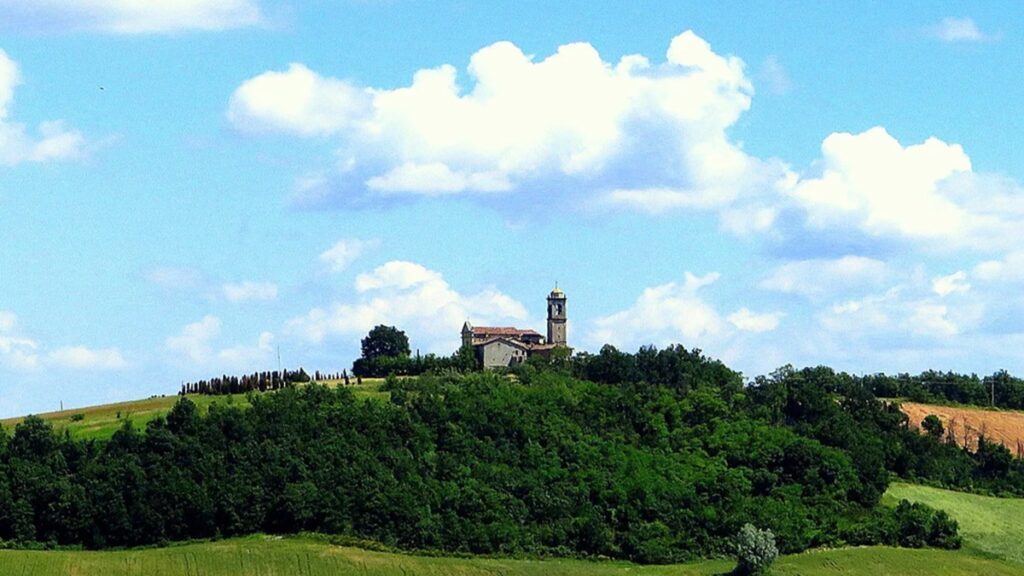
[891,500,962,550]
[69,414,84,422]
[734,524,778,575]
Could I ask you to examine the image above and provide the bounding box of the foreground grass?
[885,482,1024,564]
[0,379,387,440]
[1,536,1021,576]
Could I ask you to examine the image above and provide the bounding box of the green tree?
[361,325,411,361]
[922,414,944,439]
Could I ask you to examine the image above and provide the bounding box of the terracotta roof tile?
[472,327,542,337]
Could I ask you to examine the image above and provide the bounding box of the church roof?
[471,326,542,337]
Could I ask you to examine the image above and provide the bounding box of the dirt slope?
[901,402,1024,457]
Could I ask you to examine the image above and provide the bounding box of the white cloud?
[287,260,528,353]
[219,331,275,365]
[972,252,1024,284]
[229,30,793,218]
[588,272,780,349]
[820,283,979,342]
[0,311,39,370]
[0,312,125,371]
[0,50,85,166]
[728,308,782,333]
[228,63,367,136]
[319,238,378,273]
[932,271,970,296]
[0,0,263,34]
[761,256,889,299]
[366,163,512,195]
[166,315,222,364]
[791,127,971,239]
[165,315,275,369]
[926,17,994,43]
[910,303,960,336]
[789,128,1024,249]
[48,346,126,370]
[222,280,278,303]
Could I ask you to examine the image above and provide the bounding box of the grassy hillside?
[885,482,1024,564]
[0,379,387,440]
[1,536,1020,576]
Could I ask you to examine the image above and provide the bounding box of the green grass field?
[0,379,388,441]
[885,482,1024,565]
[1,535,1021,576]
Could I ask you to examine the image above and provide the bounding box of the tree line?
[857,369,1024,409]
[179,369,311,396]
[0,344,988,562]
[351,325,478,377]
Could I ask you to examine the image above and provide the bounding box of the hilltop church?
[461,287,569,369]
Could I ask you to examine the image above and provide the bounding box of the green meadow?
[0,378,387,440]
[885,482,1024,565]
[1,535,1021,576]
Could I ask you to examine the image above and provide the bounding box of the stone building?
[461,287,569,369]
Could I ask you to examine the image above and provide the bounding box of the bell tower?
[546,286,567,346]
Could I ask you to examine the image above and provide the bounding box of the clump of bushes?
[840,500,961,550]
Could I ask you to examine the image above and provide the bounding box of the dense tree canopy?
[360,325,411,361]
[1,345,1009,561]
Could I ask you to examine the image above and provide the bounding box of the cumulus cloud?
[0,50,85,166]
[761,255,890,299]
[222,281,278,303]
[287,261,528,353]
[229,63,366,136]
[588,272,780,350]
[790,128,1024,250]
[166,315,274,368]
[925,17,995,43]
[318,238,378,273]
[0,0,263,34]
[791,127,971,239]
[48,346,126,370]
[229,30,792,220]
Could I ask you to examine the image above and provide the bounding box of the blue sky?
[2,1,1024,416]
